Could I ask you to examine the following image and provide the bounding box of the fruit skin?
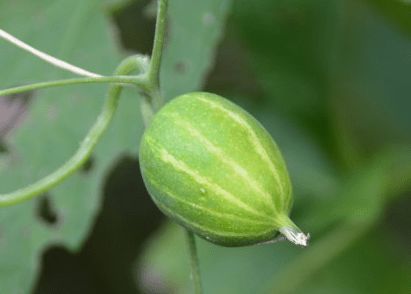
[139,92,301,247]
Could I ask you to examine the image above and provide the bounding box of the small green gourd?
[139,92,308,247]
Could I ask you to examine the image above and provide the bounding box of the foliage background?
[0,0,410,293]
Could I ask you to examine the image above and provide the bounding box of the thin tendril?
[0,56,142,206]
[0,29,102,77]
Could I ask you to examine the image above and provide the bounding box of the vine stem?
[0,29,101,78]
[148,0,168,92]
[0,76,144,97]
[186,230,203,294]
[0,56,142,206]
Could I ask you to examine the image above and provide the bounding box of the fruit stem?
[185,230,203,294]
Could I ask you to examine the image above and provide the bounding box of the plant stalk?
[186,230,203,294]
[148,0,168,92]
[144,0,168,112]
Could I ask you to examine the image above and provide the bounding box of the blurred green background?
[0,0,410,293]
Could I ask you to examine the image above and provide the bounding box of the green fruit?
[139,92,308,247]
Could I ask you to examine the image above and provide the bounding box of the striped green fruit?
[139,92,308,247]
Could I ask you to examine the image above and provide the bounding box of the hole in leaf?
[0,141,8,154]
[0,92,32,140]
[81,156,95,173]
[37,194,59,225]
[110,0,156,54]
[34,156,165,293]
[174,61,188,74]
[32,246,99,294]
[0,141,10,171]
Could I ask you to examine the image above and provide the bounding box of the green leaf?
[363,0,411,36]
[300,229,411,294]
[303,160,386,232]
[231,0,339,134]
[102,0,134,11]
[332,0,411,156]
[161,0,232,100]
[0,0,128,291]
[0,0,232,292]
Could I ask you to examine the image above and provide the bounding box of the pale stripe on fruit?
[168,113,278,213]
[197,95,285,205]
[147,174,273,226]
[144,136,274,221]
[154,197,275,239]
